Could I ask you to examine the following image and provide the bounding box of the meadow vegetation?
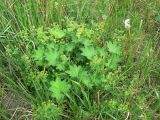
[0,0,160,119]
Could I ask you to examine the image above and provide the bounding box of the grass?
[0,0,160,120]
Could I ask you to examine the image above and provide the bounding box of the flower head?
[124,19,131,29]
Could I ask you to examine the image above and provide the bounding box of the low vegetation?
[0,0,160,119]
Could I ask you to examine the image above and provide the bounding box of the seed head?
[124,19,131,29]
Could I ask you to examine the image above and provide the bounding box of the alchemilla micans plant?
[11,20,128,119]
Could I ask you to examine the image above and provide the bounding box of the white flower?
[124,19,131,29]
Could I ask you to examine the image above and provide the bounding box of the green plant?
[1,0,160,119]
[106,41,122,69]
[34,101,62,120]
[49,77,71,101]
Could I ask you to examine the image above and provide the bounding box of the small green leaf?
[81,46,97,60]
[45,50,59,66]
[80,71,93,89]
[97,47,105,57]
[65,43,75,52]
[33,47,44,61]
[66,64,81,77]
[46,43,56,51]
[107,41,121,55]
[56,64,65,71]
[106,55,121,69]
[49,78,71,100]
[92,76,104,86]
[80,38,92,47]
[49,28,65,39]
